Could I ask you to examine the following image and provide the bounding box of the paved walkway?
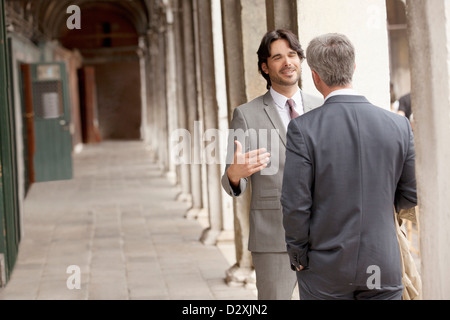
[0,141,256,300]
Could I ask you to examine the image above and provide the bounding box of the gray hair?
[306,33,355,87]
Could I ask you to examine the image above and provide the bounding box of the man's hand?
[227,140,271,187]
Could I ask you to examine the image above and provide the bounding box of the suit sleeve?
[394,118,417,212]
[281,119,313,269]
[221,107,249,197]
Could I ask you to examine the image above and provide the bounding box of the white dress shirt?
[270,87,304,131]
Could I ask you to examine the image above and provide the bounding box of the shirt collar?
[270,87,303,110]
[324,88,359,102]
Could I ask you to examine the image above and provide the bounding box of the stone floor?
[0,141,257,300]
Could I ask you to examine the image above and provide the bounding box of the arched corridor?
[0,141,256,299]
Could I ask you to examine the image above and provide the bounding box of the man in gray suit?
[221,29,322,300]
[281,33,417,300]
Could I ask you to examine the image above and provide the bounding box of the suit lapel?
[263,91,287,147]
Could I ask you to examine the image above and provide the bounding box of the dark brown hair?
[257,29,305,89]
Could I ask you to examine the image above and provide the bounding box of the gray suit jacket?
[221,90,322,252]
[281,95,417,287]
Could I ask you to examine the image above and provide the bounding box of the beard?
[272,67,301,87]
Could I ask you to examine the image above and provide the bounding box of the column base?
[225,263,256,289]
[185,207,204,220]
[165,171,177,185]
[176,192,192,204]
[199,227,221,245]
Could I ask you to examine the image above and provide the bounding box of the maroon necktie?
[287,99,300,119]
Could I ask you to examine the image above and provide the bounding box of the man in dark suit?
[221,29,322,300]
[281,33,417,300]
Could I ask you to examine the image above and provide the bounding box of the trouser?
[251,252,298,300]
[297,269,403,300]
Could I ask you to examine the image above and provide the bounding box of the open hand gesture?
[227,140,271,187]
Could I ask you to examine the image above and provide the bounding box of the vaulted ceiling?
[5,0,165,43]
[5,0,168,60]
[38,0,150,38]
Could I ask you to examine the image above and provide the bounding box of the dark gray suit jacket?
[221,90,322,252]
[281,95,417,287]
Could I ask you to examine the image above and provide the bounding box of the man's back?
[283,94,416,286]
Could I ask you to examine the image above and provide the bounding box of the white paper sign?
[41,92,60,118]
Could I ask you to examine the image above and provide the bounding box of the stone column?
[297,0,391,109]
[210,0,234,238]
[173,0,192,204]
[195,0,223,245]
[163,0,179,185]
[146,31,160,161]
[266,0,298,35]
[221,0,267,288]
[138,35,148,142]
[406,0,450,299]
[181,0,204,219]
[157,31,169,172]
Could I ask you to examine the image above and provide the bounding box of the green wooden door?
[30,62,73,182]
[0,0,20,285]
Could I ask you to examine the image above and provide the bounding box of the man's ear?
[261,62,269,74]
[311,70,320,86]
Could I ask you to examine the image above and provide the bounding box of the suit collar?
[323,94,369,105]
[324,88,358,102]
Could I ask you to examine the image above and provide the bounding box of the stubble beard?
[274,67,301,87]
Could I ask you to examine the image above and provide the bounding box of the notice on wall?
[41,92,60,119]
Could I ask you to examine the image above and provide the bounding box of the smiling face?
[261,39,302,95]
